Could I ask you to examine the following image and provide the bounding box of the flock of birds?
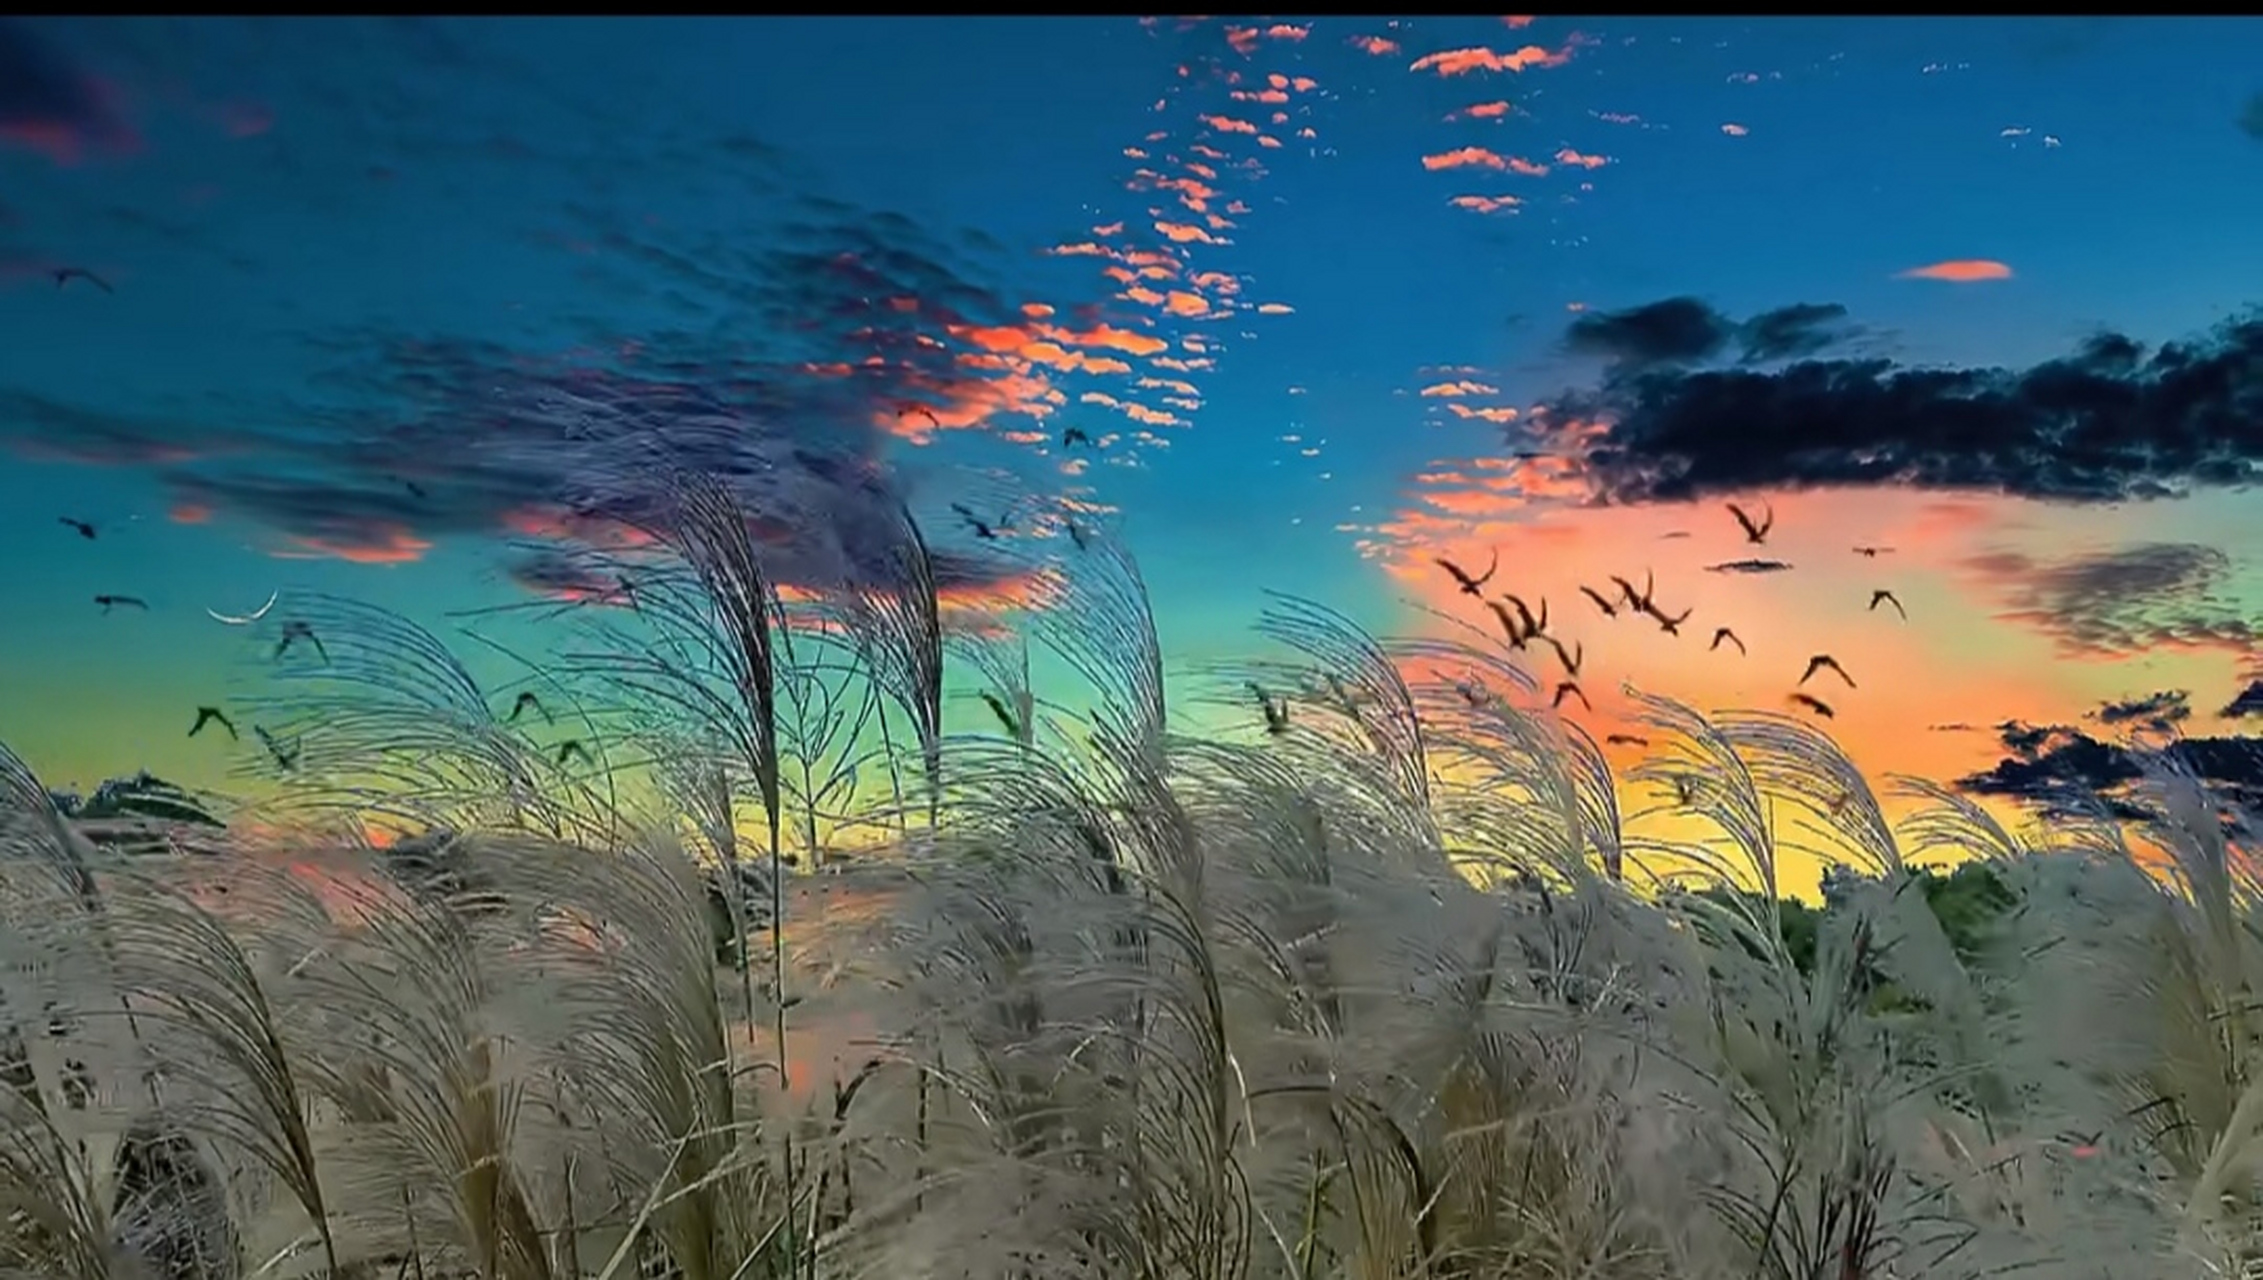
[51,515,607,780]
[1244,499,1908,746]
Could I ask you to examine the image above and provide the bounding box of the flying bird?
[1852,545,1894,558]
[1800,654,1857,689]
[275,620,329,663]
[188,707,237,740]
[1247,682,1290,736]
[1868,589,1907,620]
[1726,500,1775,545]
[950,503,1002,541]
[52,267,113,294]
[506,691,551,725]
[1610,571,1655,613]
[206,591,278,625]
[1605,732,1649,747]
[1578,584,1620,618]
[1788,692,1836,719]
[253,725,300,772]
[1501,593,1547,640]
[1544,636,1583,678]
[1552,681,1592,713]
[556,740,592,767]
[1644,602,1692,636]
[57,517,96,540]
[1061,426,1093,448]
[1483,599,1528,649]
[1710,626,1746,655]
[94,594,147,613]
[979,691,1023,739]
[1707,558,1793,574]
[897,403,941,430]
[1433,549,1499,597]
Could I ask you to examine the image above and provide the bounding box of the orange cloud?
[1444,403,1521,423]
[1352,34,1402,56]
[1502,14,1536,27]
[1553,147,1609,169]
[1155,219,1223,244]
[274,527,432,565]
[1422,145,1508,171]
[1448,194,1523,214]
[1199,113,1260,135]
[1163,290,1211,317]
[169,503,212,525]
[1422,379,1501,397]
[1897,259,2014,283]
[1265,24,1309,41]
[1461,101,1513,119]
[1721,122,1749,136]
[1508,156,1550,176]
[1256,302,1294,315]
[1410,44,1572,76]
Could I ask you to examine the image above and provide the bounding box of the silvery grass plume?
[233,592,604,844]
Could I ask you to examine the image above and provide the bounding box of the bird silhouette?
[1644,602,1692,636]
[950,503,1002,541]
[1501,592,1548,639]
[1578,584,1620,618]
[57,517,96,540]
[1800,654,1857,689]
[1788,692,1836,719]
[1707,558,1793,574]
[1852,545,1893,558]
[1247,682,1290,736]
[275,620,329,663]
[1609,571,1655,613]
[188,706,237,740]
[1482,599,1528,649]
[556,740,592,767]
[52,267,113,294]
[253,725,300,771]
[1544,636,1583,678]
[1727,500,1775,545]
[896,403,941,430]
[1433,549,1498,597]
[1552,681,1592,712]
[93,594,147,613]
[507,691,551,725]
[1061,426,1092,448]
[979,691,1022,739]
[1710,626,1746,655]
[1605,732,1650,747]
[1868,589,1906,620]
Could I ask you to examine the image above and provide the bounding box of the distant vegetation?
[1,472,2252,1280]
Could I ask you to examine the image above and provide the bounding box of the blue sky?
[4,15,2262,818]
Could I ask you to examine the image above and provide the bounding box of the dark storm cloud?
[2093,689,2191,733]
[0,19,134,162]
[1958,722,2263,824]
[1560,296,1854,373]
[0,389,270,466]
[2224,681,2263,720]
[1738,303,1852,363]
[155,335,1027,590]
[1543,316,2263,505]
[1963,542,2257,657]
[1564,297,1732,370]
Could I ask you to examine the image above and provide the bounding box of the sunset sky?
[3,16,2262,857]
